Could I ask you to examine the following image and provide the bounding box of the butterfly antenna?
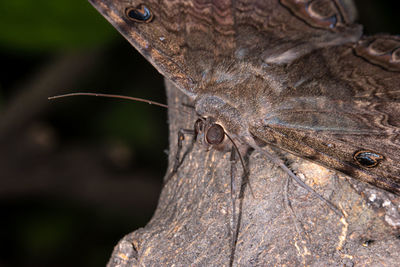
[48,92,168,109]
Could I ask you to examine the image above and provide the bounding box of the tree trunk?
[107,79,400,266]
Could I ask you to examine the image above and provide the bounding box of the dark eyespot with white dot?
[353,150,383,168]
[125,4,153,23]
[206,124,225,145]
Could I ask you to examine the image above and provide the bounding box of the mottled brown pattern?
[90,0,399,195]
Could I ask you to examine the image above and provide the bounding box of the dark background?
[0,1,398,266]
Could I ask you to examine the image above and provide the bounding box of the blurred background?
[0,0,398,266]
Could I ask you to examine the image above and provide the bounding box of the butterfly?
[88,1,400,265]
[89,0,400,195]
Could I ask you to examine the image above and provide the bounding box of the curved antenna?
[48,92,168,109]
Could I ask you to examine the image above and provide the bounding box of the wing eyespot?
[353,150,384,168]
[125,4,153,23]
[354,35,400,71]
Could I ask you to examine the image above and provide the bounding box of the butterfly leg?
[229,147,239,267]
[255,147,344,217]
[164,128,195,185]
[229,146,250,267]
[284,174,310,244]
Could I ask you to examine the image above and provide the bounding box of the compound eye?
[206,124,225,145]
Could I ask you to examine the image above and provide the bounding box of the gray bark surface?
[107,80,400,266]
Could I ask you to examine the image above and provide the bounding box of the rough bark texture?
[107,80,400,266]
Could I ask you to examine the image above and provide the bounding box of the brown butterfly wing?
[89,0,362,96]
[250,35,400,194]
[89,0,400,193]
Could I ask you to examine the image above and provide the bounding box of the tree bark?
[107,79,400,266]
